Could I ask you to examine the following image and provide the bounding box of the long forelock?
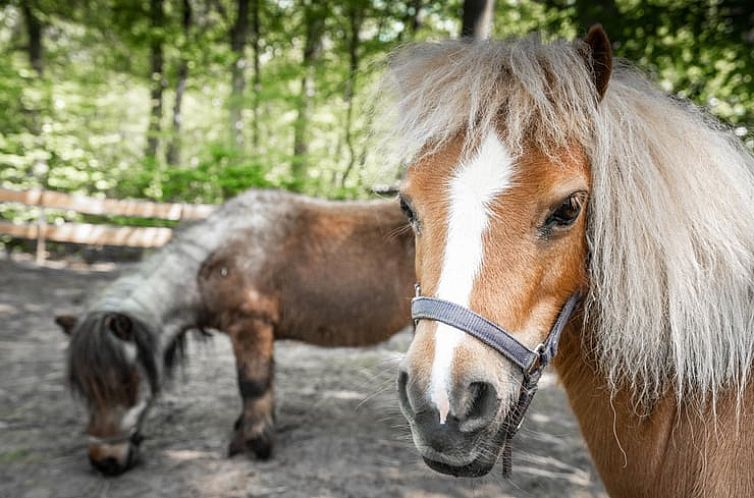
[378,35,600,164]
[381,36,754,408]
[67,313,161,406]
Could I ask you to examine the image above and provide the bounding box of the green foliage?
[533,0,754,148]
[159,143,273,202]
[0,0,752,232]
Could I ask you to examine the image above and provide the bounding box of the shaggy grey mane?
[379,36,754,408]
[70,190,297,384]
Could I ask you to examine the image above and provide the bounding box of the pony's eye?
[400,196,418,227]
[543,193,584,231]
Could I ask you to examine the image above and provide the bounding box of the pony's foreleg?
[226,316,275,460]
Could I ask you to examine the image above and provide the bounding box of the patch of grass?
[0,448,31,463]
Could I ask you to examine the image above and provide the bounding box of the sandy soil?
[0,257,606,498]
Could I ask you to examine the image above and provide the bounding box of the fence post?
[35,190,46,264]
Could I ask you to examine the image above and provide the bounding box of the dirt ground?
[0,256,607,498]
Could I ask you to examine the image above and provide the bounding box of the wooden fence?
[0,187,215,263]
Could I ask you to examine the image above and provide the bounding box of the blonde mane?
[380,36,754,406]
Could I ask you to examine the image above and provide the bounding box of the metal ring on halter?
[526,343,547,376]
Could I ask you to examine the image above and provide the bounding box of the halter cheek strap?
[411,288,581,477]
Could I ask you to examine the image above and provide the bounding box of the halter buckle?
[525,343,547,377]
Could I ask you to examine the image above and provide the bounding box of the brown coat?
[197,193,416,459]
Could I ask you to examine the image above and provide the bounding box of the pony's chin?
[422,456,496,478]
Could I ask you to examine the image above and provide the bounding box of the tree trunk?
[20,0,43,76]
[230,0,250,149]
[146,0,165,160]
[250,0,260,151]
[339,3,363,188]
[397,0,422,42]
[291,2,326,182]
[460,0,495,39]
[20,0,47,262]
[571,0,620,33]
[166,0,193,167]
[408,0,422,35]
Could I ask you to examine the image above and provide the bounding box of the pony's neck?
[92,245,205,345]
[554,322,754,497]
[553,325,670,495]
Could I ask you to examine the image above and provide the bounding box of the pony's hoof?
[227,428,274,460]
[227,436,244,457]
[248,435,273,460]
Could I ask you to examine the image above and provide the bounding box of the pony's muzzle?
[399,371,499,426]
[398,368,500,466]
[88,442,136,476]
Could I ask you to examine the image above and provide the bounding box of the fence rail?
[0,187,215,262]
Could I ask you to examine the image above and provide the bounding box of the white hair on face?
[430,130,515,424]
[120,399,148,432]
[380,36,754,408]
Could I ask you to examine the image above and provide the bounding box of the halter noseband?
[87,427,144,447]
[411,285,581,477]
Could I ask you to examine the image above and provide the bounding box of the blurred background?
[0,0,752,233]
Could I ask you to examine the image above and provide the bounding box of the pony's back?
[198,195,416,346]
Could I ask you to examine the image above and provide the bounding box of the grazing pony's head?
[388,25,754,477]
[57,311,183,475]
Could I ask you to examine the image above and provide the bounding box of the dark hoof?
[227,427,274,460]
[248,435,273,460]
[227,434,244,457]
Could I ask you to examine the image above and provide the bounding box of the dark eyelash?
[399,196,421,233]
[541,193,584,236]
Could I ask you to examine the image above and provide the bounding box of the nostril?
[463,382,499,430]
[466,382,487,418]
[397,370,414,417]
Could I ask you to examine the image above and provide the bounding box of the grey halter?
[411,286,581,477]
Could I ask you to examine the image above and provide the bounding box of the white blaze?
[429,130,514,424]
[121,399,148,432]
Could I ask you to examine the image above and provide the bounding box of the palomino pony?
[57,189,414,475]
[389,26,754,497]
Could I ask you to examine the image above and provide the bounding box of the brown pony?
[197,194,415,460]
[57,189,414,475]
[387,27,754,497]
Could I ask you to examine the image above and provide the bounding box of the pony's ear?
[581,24,612,102]
[54,314,78,336]
[104,313,134,341]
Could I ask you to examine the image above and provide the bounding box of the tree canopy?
[0,0,752,215]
